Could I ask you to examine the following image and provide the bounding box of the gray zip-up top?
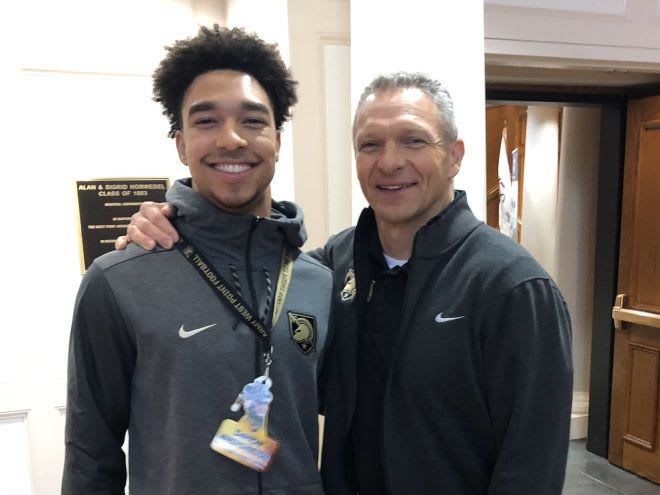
[63,178,333,495]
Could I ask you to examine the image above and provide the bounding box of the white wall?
[349,0,486,222]
[520,105,600,439]
[521,106,561,275]
[2,2,221,493]
[0,7,35,495]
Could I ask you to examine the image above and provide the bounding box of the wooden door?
[609,95,660,482]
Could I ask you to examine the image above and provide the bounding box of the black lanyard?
[176,236,293,351]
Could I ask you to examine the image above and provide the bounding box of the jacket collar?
[355,190,482,261]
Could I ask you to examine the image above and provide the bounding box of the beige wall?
[287,0,351,249]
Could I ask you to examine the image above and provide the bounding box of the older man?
[118,72,573,495]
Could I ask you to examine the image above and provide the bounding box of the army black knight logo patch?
[340,268,356,302]
[288,312,316,354]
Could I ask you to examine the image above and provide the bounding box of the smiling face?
[353,87,464,234]
[175,70,280,217]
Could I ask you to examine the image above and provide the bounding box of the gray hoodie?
[63,178,333,495]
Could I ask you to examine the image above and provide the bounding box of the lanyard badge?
[177,239,293,472]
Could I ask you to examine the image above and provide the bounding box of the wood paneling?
[624,343,659,450]
[632,122,660,311]
[610,94,660,483]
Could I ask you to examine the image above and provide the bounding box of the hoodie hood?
[166,178,307,262]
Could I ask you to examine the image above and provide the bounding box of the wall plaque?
[75,178,169,272]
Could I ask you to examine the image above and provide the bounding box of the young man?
[63,26,332,495]
[118,72,573,494]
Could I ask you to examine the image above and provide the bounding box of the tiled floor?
[564,440,660,494]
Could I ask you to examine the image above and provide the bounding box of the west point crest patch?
[288,312,316,354]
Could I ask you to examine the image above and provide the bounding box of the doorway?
[486,87,627,460]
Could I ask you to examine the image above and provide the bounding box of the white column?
[226,0,295,203]
[350,1,486,221]
[556,107,600,439]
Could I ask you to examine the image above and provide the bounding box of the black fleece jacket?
[312,191,573,495]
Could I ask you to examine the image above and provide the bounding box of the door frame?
[486,85,628,457]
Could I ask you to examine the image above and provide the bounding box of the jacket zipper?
[380,235,418,495]
[245,216,264,495]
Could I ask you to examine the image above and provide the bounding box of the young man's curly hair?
[153,25,298,137]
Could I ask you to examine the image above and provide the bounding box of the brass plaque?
[75,178,169,272]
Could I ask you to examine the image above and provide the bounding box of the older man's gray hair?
[354,71,458,145]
